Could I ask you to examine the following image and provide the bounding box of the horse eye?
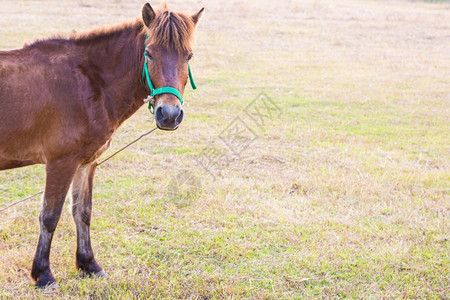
[187,53,194,62]
[145,51,153,61]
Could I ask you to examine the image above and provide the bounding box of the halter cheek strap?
[142,37,197,114]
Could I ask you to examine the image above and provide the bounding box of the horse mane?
[69,19,144,44]
[23,20,143,51]
[146,7,195,52]
[25,6,194,54]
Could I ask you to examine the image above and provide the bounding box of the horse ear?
[142,3,156,27]
[191,8,204,26]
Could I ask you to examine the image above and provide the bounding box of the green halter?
[142,37,197,114]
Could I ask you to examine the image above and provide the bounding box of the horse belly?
[0,158,35,171]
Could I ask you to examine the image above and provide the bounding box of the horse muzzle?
[155,105,184,130]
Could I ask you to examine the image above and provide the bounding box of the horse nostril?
[155,106,164,123]
[175,109,183,125]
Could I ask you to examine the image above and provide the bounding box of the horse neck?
[78,21,148,128]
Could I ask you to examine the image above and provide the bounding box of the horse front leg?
[31,158,79,288]
[71,162,106,277]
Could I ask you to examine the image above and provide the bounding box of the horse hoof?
[94,270,108,278]
[37,282,60,293]
[83,269,108,278]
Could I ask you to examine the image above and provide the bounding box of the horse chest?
[84,138,113,164]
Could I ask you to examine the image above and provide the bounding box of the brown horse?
[0,3,203,288]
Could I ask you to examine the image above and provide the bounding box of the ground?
[0,0,449,298]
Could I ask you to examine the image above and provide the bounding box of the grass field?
[0,0,449,298]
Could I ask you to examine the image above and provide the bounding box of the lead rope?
[0,127,157,213]
[96,127,157,166]
[0,191,44,213]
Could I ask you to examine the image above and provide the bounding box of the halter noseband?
[142,36,197,114]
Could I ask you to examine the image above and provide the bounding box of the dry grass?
[0,0,449,298]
